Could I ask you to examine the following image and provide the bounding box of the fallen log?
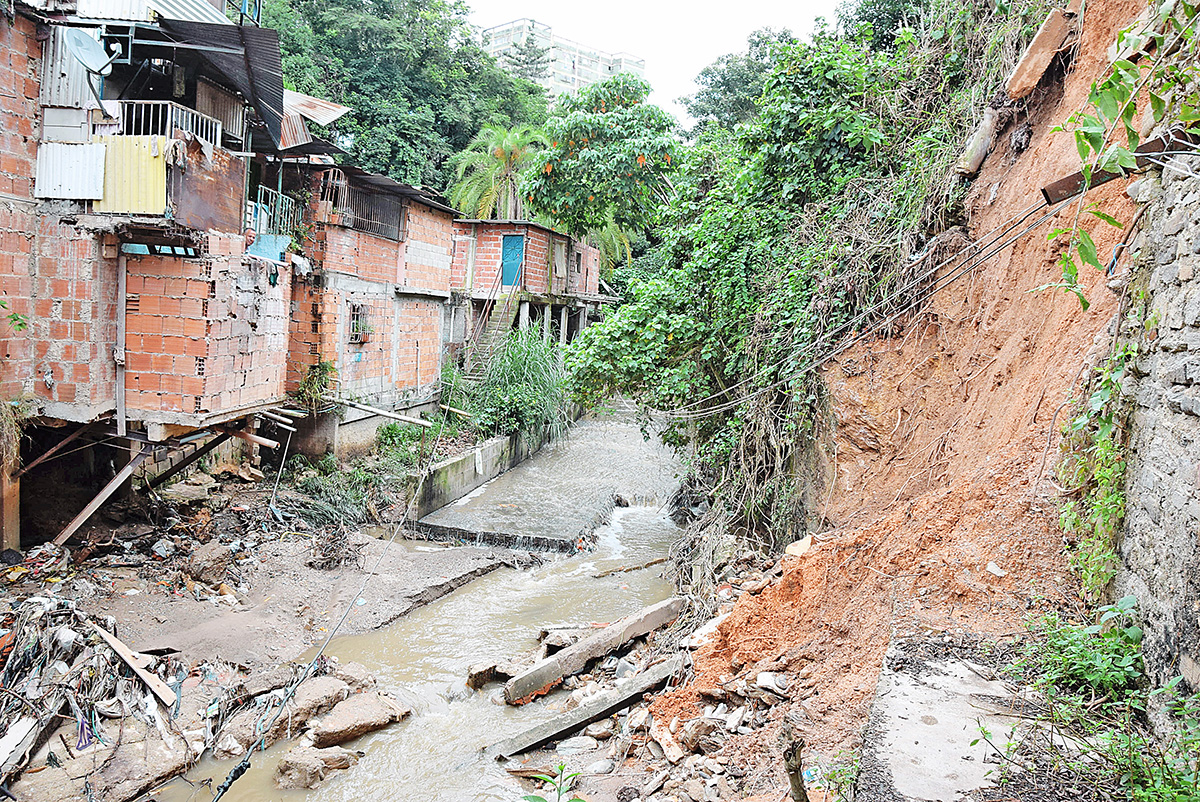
[503,597,685,704]
[489,656,683,759]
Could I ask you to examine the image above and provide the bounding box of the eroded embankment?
[650,0,1145,766]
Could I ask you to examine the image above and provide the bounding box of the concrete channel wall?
[1116,162,1200,693]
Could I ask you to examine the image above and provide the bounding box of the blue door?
[501,235,524,286]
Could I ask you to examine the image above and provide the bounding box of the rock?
[683,779,706,801]
[650,720,686,764]
[544,630,581,652]
[584,718,616,740]
[585,758,615,774]
[309,691,410,748]
[985,561,1007,578]
[183,541,231,585]
[185,472,217,487]
[467,661,520,689]
[627,706,651,731]
[238,463,266,482]
[333,661,376,691]
[274,745,360,789]
[679,718,719,752]
[214,676,351,758]
[613,494,630,507]
[242,664,298,697]
[643,769,669,795]
[755,671,788,695]
[556,735,598,754]
[160,482,211,504]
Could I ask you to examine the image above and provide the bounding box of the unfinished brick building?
[450,219,608,374]
[0,0,309,549]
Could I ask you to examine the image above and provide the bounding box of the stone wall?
[1117,160,1200,691]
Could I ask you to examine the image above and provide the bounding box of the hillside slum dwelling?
[0,0,607,551]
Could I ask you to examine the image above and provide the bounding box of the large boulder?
[214,676,350,758]
[308,691,410,748]
[274,745,360,789]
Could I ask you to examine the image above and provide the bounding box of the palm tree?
[448,124,548,220]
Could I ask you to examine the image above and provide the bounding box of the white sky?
[468,0,844,125]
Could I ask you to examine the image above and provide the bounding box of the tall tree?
[262,0,549,188]
[448,124,547,219]
[523,75,679,237]
[682,27,797,129]
[502,34,552,84]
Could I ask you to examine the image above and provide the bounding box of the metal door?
[501,235,524,286]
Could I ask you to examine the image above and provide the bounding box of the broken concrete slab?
[214,675,351,759]
[504,598,684,703]
[275,745,360,789]
[858,655,1028,801]
[489,656,683,759]
[308,691,411,748]
[1006,8,1077,99]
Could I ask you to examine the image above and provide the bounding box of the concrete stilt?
[1,469,19,552]
[518,300,530,330]
[559,305,568,345]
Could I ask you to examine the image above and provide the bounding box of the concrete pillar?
[559,305,568,345]
[542,305,551,340]
[519,300,530,330]
[1,470,19,552]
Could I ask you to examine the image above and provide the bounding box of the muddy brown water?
[155,412,682,802]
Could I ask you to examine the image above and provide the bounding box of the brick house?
[0,0,316,548]
[450,219,608,368]
[282,163,461,456]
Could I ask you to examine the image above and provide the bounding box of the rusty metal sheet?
[93,135,168,214]
[34,142,106,199]
[170,137,246,232]
[279,110,312,150]
[283,89,351,126]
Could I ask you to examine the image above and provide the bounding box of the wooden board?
[88,622,177,708]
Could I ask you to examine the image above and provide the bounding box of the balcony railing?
[248,184,300,238]
[316,169,407,241]
[104,100,223,145]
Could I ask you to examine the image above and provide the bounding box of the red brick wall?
[400,205,453,292]
[0,14,38,200]
[125,233,290,421]
[451,222,599,298]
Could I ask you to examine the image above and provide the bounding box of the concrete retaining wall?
[407,428,549,520]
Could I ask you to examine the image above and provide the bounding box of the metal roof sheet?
[283,89,351,126]
[74,0,230,24]
[332,164,457,215]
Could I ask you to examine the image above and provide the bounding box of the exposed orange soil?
[652,0,1148,772]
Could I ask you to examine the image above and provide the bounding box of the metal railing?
[247,184,300,238]
[317,169,406,241]
[116,101,223,145]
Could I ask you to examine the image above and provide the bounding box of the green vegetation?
[1009,597,1200,801]
[293,360,338,414]
[463,328,570,441]
[565,0,1049,544]
[449,124,548,220]
[522,764,584,802]
[500,34,552,84]
[264,0,547,187]
[682,27,798,130]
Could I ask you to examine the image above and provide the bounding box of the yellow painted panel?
[93,135,167,215]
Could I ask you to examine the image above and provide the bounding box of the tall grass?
[471,328,570,441]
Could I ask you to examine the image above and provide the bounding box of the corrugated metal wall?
[93,135,167,214]
[40,26,95,109]
[33,142,107,199]
[196,79,245,140]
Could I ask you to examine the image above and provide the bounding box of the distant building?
[482,19,646,96]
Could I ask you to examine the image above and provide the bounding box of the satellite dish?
[62,28,121,76]
[60,29,123,117]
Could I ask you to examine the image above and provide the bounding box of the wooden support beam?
[488,656,683,759]
[439,403,472,418]
[148,432,232,489]
[53,449,150,545]
[15,421,97,479]
[504,597,685,704]
[325,397,433,428]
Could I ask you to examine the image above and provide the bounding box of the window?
[349,303,372,343]
[574,252,582,274]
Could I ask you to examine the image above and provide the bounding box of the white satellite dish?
[61,28,123,112]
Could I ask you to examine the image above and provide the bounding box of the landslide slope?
[654,0,1145,766]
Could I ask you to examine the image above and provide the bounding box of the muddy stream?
[156,412,682,802]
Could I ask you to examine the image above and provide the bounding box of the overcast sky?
[467,0,844,124]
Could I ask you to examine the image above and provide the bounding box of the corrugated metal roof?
[34,143,107,199]
[279,110,312,150]
[40,25,95,109]
[74,0,230,24]
[92,135,168,214]
[333,165,458,215]
[283,90,351,126]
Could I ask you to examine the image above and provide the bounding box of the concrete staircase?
[465,295,517,382]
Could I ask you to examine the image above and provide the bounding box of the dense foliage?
[264,0,548,187]
[682,27,798,130]
[524,75,680,237]
[566,0,1051,543]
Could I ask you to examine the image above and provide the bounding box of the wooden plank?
[87,621,177,708]
[53,449,149,545]
[504,597,685,704]
[148,432,231,489]
[1006,8,1076,100]
[489,656,683,759]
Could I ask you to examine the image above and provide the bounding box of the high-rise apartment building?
[483,19,646,96]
